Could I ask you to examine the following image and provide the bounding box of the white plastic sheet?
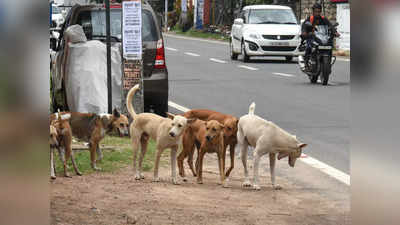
[64,40,123,114]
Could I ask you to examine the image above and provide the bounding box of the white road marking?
[336,58,350,62]
[168,101,350,186]
[185,52,200,57]
[273,72,295,77]
[166,47,178,51]
[300,153,350,185]
[210,58,227,64]
[238,65,259,71]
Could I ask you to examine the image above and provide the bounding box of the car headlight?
[248,34,260,39]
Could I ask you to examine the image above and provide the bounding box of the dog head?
[278,142,307,167]
[167,113,195,138]
[49,124,59,148]
[205,120,224,142]
[223,117,239,138]
[99,109,129,137]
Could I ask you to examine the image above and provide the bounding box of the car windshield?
[78,9,158,42]
[248,9,297,24]
[52,6,62,14]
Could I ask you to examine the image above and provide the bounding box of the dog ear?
[278,152,289,160]
[219,122,225,129]
[167,112,175,120]
[298,143,307,149]
[101,116,110,128]
[113,108,121,118]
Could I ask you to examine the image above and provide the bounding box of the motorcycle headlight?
[248,34,260,39]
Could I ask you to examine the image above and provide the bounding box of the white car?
[230,5,301,62]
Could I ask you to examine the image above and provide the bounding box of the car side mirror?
[234,18,244,25]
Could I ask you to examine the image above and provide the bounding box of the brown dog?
[178,119,226,186]
[50,114,81,179]
[183,109,239,177]
[50,109,129,170]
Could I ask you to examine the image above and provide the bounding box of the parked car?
[51,2,169,116]
[230,5,301,62]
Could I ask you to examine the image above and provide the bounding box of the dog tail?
[248,102,256,115]
[126,84,140,120]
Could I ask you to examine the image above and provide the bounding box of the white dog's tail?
[248,102,256,115]
[126,84,140,120]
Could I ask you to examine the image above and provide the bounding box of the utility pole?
[105,0,112,114]
[165,0,168,32]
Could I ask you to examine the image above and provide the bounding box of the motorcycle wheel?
[321,56,331,86]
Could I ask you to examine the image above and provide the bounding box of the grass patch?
[170,27,229,42]
[54,136,170,176]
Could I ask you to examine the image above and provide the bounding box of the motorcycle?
[297,22,339,85]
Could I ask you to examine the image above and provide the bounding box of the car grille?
[261,46,297,52]
[262,35,295,40]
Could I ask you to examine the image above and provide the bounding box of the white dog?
[126,84,194,184]
[237,102,307,190]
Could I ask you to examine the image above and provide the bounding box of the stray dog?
[182,109,238,178]
[237,103,307,190]
[49,113,81,179]
[126,84,194,184]
[50,109,129,170]
[178,119,226,186]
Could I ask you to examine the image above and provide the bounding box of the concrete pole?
[165,0,168,32]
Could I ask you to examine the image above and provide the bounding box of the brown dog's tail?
[248,102,256,116]
[126,84,140,120]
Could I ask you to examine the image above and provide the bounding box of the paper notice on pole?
[122,0,142,60]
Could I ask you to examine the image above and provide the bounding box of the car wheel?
[154,101,168,117]
[230,40,238,60]
[241,41,250,62]
[285,56,293,61]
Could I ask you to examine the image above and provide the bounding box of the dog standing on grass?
[49,113,81,179]
[126,84,194,184]
[50,109,129,171]
[178,119,227,186]
[237,103,307,190]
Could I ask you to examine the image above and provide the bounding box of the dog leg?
[196,147,206,184]
[50,148,56,179]
[240,143,251,187]
[218,151,227,187]
[70,149,82,176]
[153,146,164,182]
[177,149,187,180]
[96,144,103,163]
[187,147,197,177]
[89,141,101,171]
[269,153,282,190]
[131,132,141,180]
[59,147,71,178]
[252,149,262,190]
[225,143,236,177]
[138,134,149,179]
[170,146,179,185]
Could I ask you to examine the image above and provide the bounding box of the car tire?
[230,40,238,60]
[154,101,168,117]
[241,41,250,62]
[285,56,293,61]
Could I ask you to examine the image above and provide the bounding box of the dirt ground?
[51,152,350,225]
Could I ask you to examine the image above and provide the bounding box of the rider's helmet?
[312,3,322,10]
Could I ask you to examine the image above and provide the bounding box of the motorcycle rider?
[299,3,340,71]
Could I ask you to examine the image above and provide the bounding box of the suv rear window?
[76,9,158,42]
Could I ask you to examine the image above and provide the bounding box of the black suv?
[51,2,168,116]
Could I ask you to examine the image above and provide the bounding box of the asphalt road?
[164,34,350,174]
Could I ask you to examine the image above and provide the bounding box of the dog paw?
[253,184,261,190]
[197,179,203,184]
[172,179,180,185]
[242,181,252,187]
[134,175,142,180]
[182,177,188,182]
[152,177,160,182]
[76,172,83,176]
[51,176,56,180]
[64,174,72,178]
[140,174,145,179]
[273,184,282,190]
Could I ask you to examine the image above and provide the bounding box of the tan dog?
[50,109,129,170]
[183,109,238,177]
[126,84,194,184]
[49,113,81,179]
[237,103,307,190]
[178,119,226,186]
